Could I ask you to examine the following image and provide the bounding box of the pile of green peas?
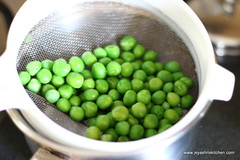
[19,35,194,142]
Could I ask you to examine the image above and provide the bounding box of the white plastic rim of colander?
[2,0,235,154]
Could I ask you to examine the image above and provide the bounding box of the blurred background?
[0,0,239,159]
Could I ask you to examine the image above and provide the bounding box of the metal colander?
[16,1,198,136]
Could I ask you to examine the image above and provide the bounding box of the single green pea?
[83,89,99,101]
[117,79,132,94]
[58,84,74,99]
[115,121,130,136]
[81,69,92,79]
[94,47,107,59]
[129,124,144,140]
[111,100,124,110]
[162,101,171,111]
[106,77,119,89]
[107,112,117,128]
[81,51,97,67]
[143,50,158,62]
[133,70,147,82]
[173,106,183,117]
[105,45,120,59]
[152,90,166,105]
[45,89,60,103]
[52,58,71,77]
[27,78,41,94]
[98,57,112,66]
[127,114,139,126]
[143,114,159,129]
[137,89,151,105]
[181,94,193,109]
[157,70,173,83]
[82,101,98,118]
[26,60,42,76]
[41,59,53,71]
[131,102,147,119]
[56,98,71,112]
[87,117,96,127]
[172,72,184,82]
[51,75,65,88]
[145,129,157,138]
[69,56,85,73]
[66,72,84,89]
[148,78,163,92]
[120,35,137,51]
[91,62,107,79]
[141,61,156,75]
[41,84,55,96]
[101,134,113,142]
[19,71,31,85]
[123,90,137,107]
[131,79,144,92]
[151,105,165,119]
[121,52,136,62]
[114,58,124,65]
[165,61,180,73]
[158,124,172,133]
[105,128,118,141]
[131,61,141,71]
[95,115,111,131]
[167,92,180,107]
[106,61,122,76]
[155,62,164,72]
[69,106,84,121]
[164,109,179,124]
[121,62,134,77]
[36,68,52,84]
[96,79,109,94]
[180,76,194,88]
[96,94,113,110]
[81,78,95,91]
[112,106,129,121]
[133,44,145,58]
[159,119,170,128]
[108,89,120,101]
[118,136,129,142]
[163,82,174,93]
[69,95,81,106]
[174,80,188,96]
[85,126,101,140]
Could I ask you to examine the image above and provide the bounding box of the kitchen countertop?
[0,57,240,160]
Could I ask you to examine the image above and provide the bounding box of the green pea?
[155,62,164,72]
[129,124,144,140]
[165,61,180,73]
[167,92,180,107]
[26,60,42,76]
[131,79,144,92]
[143,50,158,62]
[98,57,112,66]
[120,35,137,51]
[127,114,139,126]
[81,51,97,67]
[87,117,96,127]
[56,98,71,112]
[91,62,107,79]
[121,62,134,77]
[69,56,85,72]
[52,59,71,77]
[41,84,55,96]
[41,59,53,71]
[106,61,122,76]
[121,51,136,62]
[162,101,171,111]
[158,124,172,133]
[163,82,174,93]
[114,58,124,65]
[164,109,179,124]
[180,76,194,88]
[137,90,151,105]
[81,69,92,79]
[181,94,193,109]
[111,100,124,110]
[19,71,31,85]
[85,126,101,140]
[96,94,113,110]
[143,114,158,129]
[157,70,173,83]
[151,105,165,119]
[81,78,95,91]
[95,115,111,131]
[107,112,117,128]
[69,95,81,106]
[159,119,170,128]
[174,80,188,96]
[133,44,145,58]
[108,89,120,101]
[51,75,65,88]
[172,72,184,81]
[131,61,141,71]
[117,79,132,94]
[69,106,84,121]
[83,89,99,101]
[105,128,118,141]
[152,90,166,105]
[115,121,130,136]
[82,101,98,118]
[45,89,60,103]
[36,68,52,84]
[133,70,147,82]
[131,102,147,119]
[58,84,73,99]
[101,134,113,142]
[94,47,107,59]
[145,129,157,138]
[148,78,163,92]
[141,61,156,75]
[118,136,129,142]
[106,77,119,89]
[112,106,129,121]
[123,90,137,107]
[27,78,41,94]
[105,45,120,59]
[66,72,84,89]
[173,106,183,117]
[96,79,109,94]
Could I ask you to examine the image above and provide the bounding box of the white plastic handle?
[208,64,235,101]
